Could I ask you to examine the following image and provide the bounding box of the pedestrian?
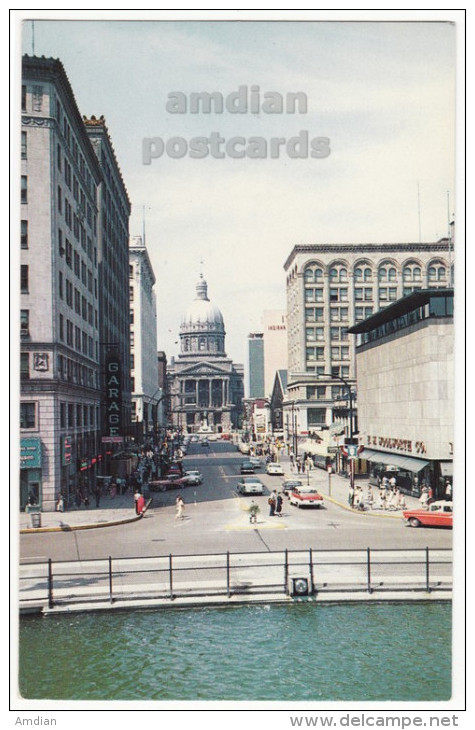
[276,493,283,516]
[367,485,374,510]
[94,486,101,508]
[268,492,276,516]
[445,480,452,501]
[56,494,64,512]
[389,475,397,490]
[378,487,386,510]
[419,487,429,509]
[75,490,82,509]
[134,489,141,514]
[136,492,145,515]
[249,500,259,524]
[348,484,354,506]
[427,485,434,504]
[110,481,117,499]
[290,451,294,466]
[382,475,390,490]
[297,459,302,474]
[175,495,185,520]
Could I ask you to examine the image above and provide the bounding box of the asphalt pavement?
[19,447,422,533]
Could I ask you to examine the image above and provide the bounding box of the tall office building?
[20,56,103,511]
[283,240,453,464]
[129,235,159,441]
[84,116,132,447]
[247,332,265,398]
[20,56,132,511]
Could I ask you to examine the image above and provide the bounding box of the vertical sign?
[106,353,122,437]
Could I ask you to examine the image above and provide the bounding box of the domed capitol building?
[167,275,244,433]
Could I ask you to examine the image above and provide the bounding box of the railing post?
[309,548,315,594]
[169,553,174,600]
[109,556,113,604]
[47,558,54,608]
[284,549,289,595]
[366,547,373,594]
[425,546,431,593]
[226,551,230,598]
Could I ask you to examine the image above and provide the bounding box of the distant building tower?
[168,274,244,433]
[248,333,265,398]
[262,310,288,398]
[129,235,158,441]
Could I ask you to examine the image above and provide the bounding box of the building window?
[60,403,66,428]
[307,386,326,400]
[21,309,29,337]
[32,85,43,112]
[20,352,29,379]
[403,262,422,282]
[21,220,28,248]
[304,265,324,283]
[21,176,27,203]
[21,85,26,111]
[129,286,134,301]
[59,313,64,341]
[21,265,28,293]
[21,131,27,159]
[308,408,326,425]
[20,402,36,429]
[354,265,373,282]
[329,265,347,282]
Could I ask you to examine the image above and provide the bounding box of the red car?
[289,487,324,508]
[149,475,186,492]
[403,500,453,528]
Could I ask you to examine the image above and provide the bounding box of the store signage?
[20,438,41,469]
[106,354,122,436]
[366,435,427,455]
[101,436,124,443]
[61,435,72,465]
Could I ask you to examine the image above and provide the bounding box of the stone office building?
[168,275,244,433]
[348,288,454,498]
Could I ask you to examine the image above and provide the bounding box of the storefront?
[20,437,42,510]
[361,448,432,497]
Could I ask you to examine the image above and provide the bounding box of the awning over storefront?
[360,448,429,472]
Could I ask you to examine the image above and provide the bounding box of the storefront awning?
[359,448,429,472]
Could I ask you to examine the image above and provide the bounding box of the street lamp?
[317,372,356,500]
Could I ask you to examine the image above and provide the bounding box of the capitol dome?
[179,275,226,356]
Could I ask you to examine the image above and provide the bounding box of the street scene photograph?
[12,7,467,725]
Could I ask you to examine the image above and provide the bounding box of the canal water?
[19,601,451,702]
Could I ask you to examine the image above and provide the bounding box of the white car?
[266,462,284,476]
[237,477,264,495]
[249,457,263,468]
[183,470,203,485]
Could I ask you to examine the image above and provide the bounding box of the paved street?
[19,441,453,564]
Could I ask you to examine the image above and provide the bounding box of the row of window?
[303,262,448,283]
[305,365,350,379]
[306,346,350,362]
[305,326,349,342]
[59,314,96,359]
[304,284,435,304]
[20,400,99,431]
[306,385,348,400]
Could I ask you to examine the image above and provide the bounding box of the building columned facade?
[348,288,454,498]
[168,275,244,433]
[283,240,453,470]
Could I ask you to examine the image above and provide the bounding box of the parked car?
[289,487,324,508]
[403,500,453,528]
[240,461,256,474]
[149,475,186,492]
[237,477,264,495]
[281,479,304,496]
[182,470,203,486]
[266,462,284,476]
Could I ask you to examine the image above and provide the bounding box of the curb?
[324,495,405,519]
[19,499,153,534]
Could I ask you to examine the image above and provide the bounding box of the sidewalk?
[19,492,147,533]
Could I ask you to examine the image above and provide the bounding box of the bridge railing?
[19,547,452,610]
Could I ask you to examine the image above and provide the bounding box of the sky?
[16,11,458,369]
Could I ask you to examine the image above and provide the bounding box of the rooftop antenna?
[31,20,35,55]
[417,181,422,243]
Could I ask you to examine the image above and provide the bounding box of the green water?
[19,602,451,701]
